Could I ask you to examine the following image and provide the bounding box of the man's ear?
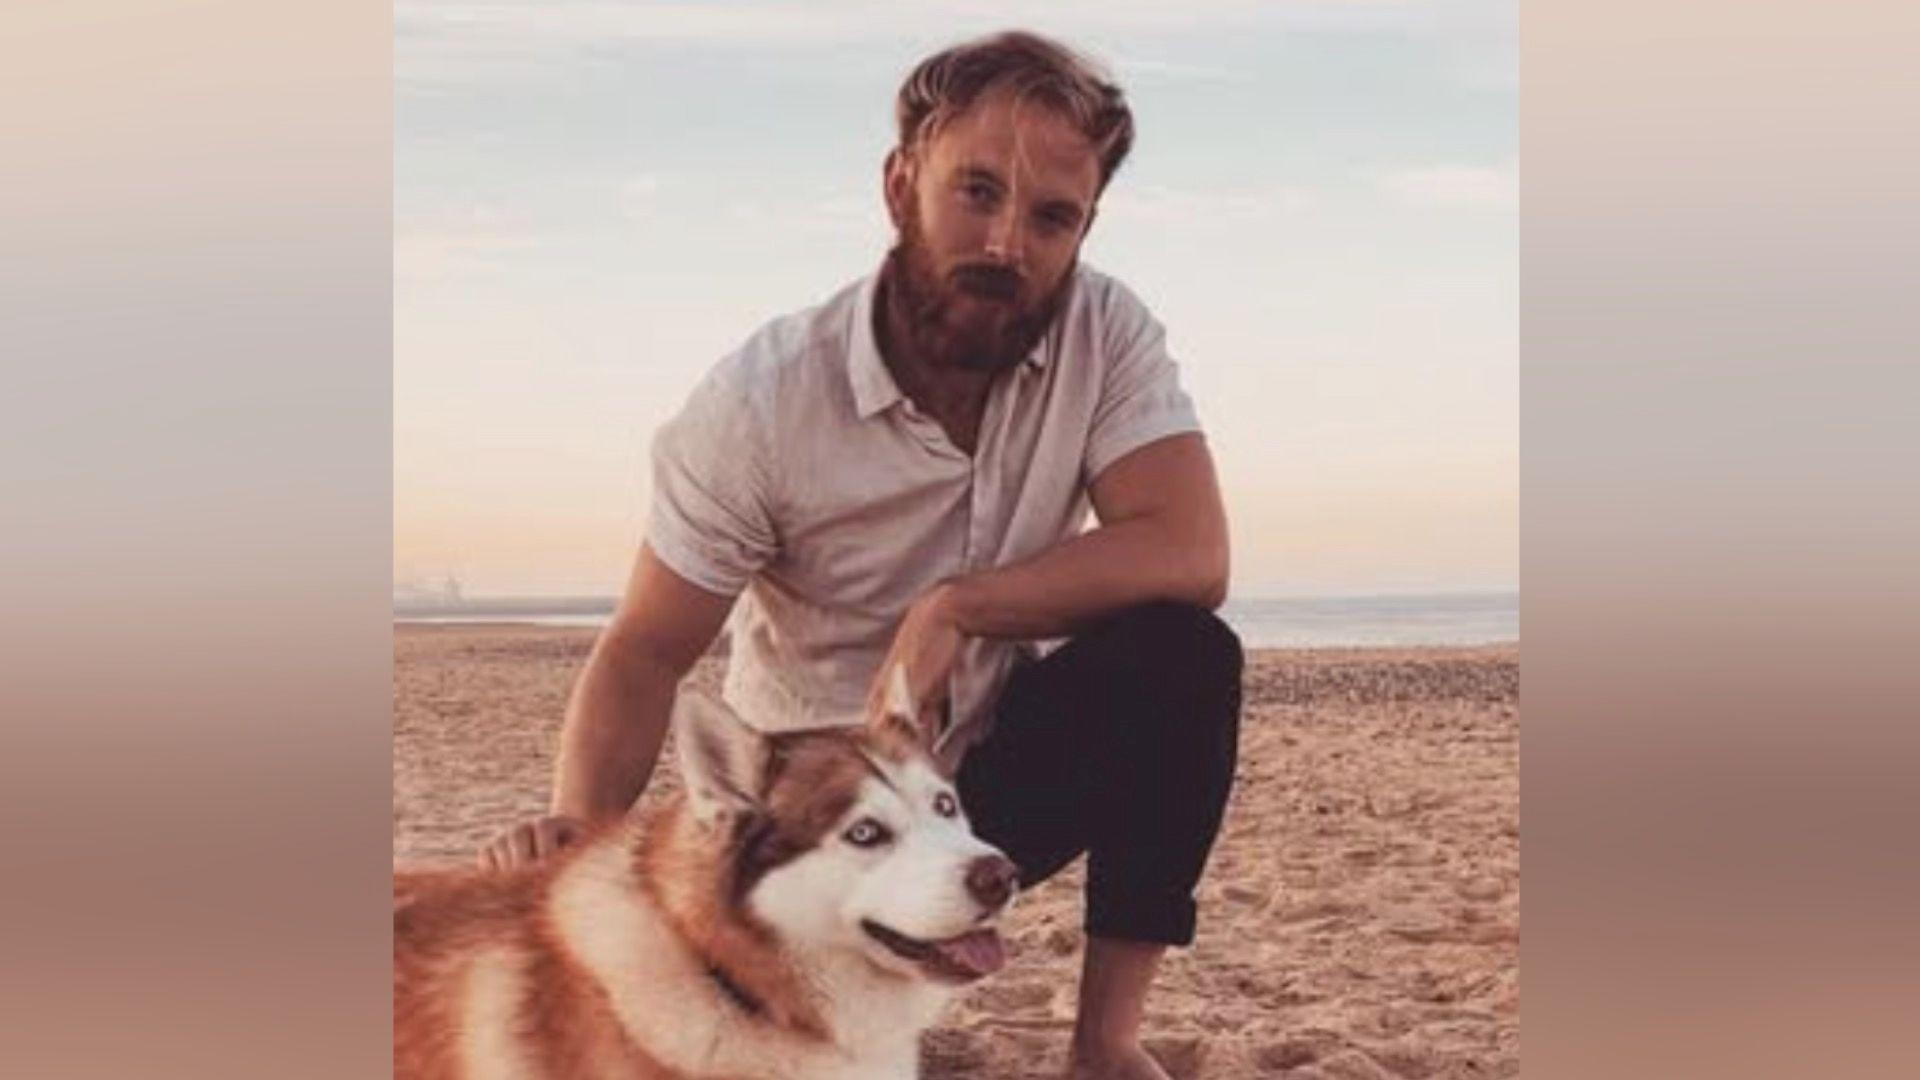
[882,147,914,230]
[672,690,769,825]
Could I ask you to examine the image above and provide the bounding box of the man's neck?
[872,274,999,452]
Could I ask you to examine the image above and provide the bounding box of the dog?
[394,668,1020,1079]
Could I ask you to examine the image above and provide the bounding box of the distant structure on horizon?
[391,576,620,621]
[393,573,464,608]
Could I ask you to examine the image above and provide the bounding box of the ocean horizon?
[394,591,1518,649]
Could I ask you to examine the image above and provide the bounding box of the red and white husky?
[394,670,1019,1080]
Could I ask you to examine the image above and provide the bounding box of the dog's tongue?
[932,929,1006,977]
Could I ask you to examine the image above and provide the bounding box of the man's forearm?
[942,515,1228,641]
[549,637,681,822]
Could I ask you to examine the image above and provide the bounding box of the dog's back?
[395,854,649,1080]
[396,867,525,1079]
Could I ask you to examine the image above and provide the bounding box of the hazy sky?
[395,1,1516,598]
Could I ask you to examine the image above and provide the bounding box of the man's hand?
[476,814,586,873]
[867,582,966,738]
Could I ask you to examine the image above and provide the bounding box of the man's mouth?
[952,269,1022,303]
[952,289,1019,315]
[860,919,1007,982]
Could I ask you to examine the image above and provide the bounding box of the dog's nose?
[965,854,1018,909]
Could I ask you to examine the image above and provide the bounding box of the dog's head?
[672,671,1016,985]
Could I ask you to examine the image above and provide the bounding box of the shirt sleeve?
[645,363,778,596]
[1083,279,1204,482]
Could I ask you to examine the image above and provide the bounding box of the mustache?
[950,264,1024,301]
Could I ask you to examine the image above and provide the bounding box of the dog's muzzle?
[859,919,1008,982]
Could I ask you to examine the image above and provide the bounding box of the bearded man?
[482,31,1242,1080]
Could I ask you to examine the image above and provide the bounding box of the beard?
[881,207,1073,372]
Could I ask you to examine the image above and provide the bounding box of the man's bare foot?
[1066,1041,1173,1080]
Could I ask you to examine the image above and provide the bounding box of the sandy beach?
[395,624,1518,1079]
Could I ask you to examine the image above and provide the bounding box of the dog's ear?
[868,662,933,750]
[672,689,769,825]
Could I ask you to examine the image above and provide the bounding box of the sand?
[395,624,1519,1079]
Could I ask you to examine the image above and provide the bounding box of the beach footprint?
[972,977,1055,1015]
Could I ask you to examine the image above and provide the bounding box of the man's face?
[883,91,1102,371]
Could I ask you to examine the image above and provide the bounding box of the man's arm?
[478,543,733,870]
[950,431,1227,636]
[871,432,1228,714]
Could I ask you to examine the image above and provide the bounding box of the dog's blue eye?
[844,818,892,848]
[933,792,958,818]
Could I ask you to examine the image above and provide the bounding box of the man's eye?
[843,818,893,848]
[963,182,997,204]
[933,792,958,818]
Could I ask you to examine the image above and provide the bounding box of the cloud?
[1100,182,1318,229]
[1374,159,1517,208]
[721,186,891,241]
[395,201,546,281]
[396,1,1463,89]
[396,0,1282,44]
[618,173,667,222]
[1109,55,1253,85]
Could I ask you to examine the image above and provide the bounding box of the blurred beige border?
[2,3,393,1077]
[1523,2,1920,1076]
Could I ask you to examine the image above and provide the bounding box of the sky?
[395,1,1516,599]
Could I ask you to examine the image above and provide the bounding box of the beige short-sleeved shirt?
[647,261,1202,762]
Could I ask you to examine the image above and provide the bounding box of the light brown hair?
[894,30,1135,193]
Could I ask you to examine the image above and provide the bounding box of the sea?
[396,591,1517,649]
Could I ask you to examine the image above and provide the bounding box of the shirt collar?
[847,272,904,419]
[847,264,1059,420]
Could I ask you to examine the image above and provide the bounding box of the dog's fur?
[394,672,1016,1080]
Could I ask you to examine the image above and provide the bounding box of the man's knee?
[1085,600,1244,690]
[1073,602,1244,745]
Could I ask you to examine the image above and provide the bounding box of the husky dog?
[394,670,1019,1080]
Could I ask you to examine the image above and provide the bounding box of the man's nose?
[965,853,1018,909]
[982,204,1026,267]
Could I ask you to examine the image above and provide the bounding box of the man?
[481,31,1242,1080]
